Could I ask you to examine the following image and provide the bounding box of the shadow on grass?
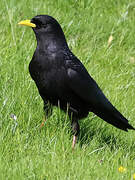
[78,115,122,150]
[42,110,135,152]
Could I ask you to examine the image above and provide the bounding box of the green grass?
[0,0,135,179]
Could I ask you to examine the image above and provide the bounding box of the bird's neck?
[36,33,68,53]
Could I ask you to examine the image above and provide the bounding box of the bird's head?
[18,15,66,42]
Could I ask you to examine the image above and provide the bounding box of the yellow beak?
[18,20,36,28]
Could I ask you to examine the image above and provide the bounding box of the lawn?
[0,0,135,179]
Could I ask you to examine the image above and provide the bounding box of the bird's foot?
[40,118,47,128]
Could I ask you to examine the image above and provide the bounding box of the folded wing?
[67,65,135,131]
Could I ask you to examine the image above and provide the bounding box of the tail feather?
[92,107,135,131]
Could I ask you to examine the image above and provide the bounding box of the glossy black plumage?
[26,15,134,142]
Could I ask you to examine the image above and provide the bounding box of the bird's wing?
[67,61,112,110]
[66,59,134,131]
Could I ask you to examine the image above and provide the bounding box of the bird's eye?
[33,19,43,28]
[37,21,47,29]
[42,24,47,28]
[37,21,42,27]
[31,18,47,29]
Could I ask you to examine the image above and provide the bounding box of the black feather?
[25,15,134,137]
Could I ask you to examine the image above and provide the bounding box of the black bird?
[18,15,135,148]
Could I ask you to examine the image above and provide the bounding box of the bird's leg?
[72,135,77,149]
[71,120,80,149]
[40,101,52,128]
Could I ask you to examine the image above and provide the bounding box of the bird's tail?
[92,106,135,132]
